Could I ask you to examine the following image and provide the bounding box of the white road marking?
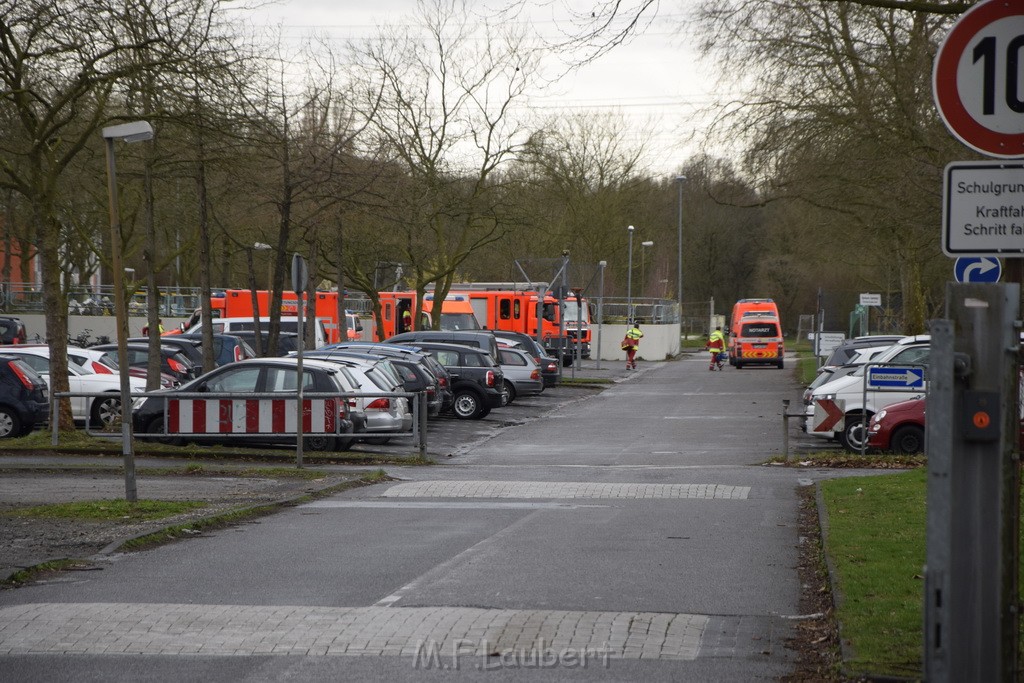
[380,480,751,500]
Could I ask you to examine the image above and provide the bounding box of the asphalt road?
[0,355,849,681]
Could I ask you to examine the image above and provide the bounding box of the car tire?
[304,435,336,451]
[0,407,22,438]
[146,415,184,446]
[561,355,573,368]
[839,414,871,452]
[362,436,392,445]
[735,362,744,369]
[91,393,122,430]
[890,425,925,455]
[453,389,484,419]
[776,360,785,369]
[502,380,516,406]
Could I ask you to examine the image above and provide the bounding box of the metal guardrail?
[51,388,428,457]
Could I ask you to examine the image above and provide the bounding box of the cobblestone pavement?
[0,602,709,661]
[380,480,751,500]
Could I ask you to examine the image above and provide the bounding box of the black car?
[231,330,300,357]
[154,331,258,370]
[493,330,560,387]
[385,330,500,361]
[0,316,27,345]
[0,355,49,437]
[132,358,354,451]
[92,343,199,385]
[388,341,504,419]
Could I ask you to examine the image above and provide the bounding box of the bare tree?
[348,0,540,322]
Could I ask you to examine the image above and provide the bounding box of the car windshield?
[439,313,480,331]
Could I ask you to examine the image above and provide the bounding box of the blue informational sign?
[867,367,925,390]
[954,257,1001,283]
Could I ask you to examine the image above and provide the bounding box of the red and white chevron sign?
[812,399,845,433]
[168,398,341,435]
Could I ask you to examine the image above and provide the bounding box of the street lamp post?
[103,120,154,503]
[675,175,686,315]
[596,260,606,370]
[626,225,635,323]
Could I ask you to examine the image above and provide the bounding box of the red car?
[867,397,925,455]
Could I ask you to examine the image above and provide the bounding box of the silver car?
[498,347,544,405]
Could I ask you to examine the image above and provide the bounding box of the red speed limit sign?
[933,1,1024,158]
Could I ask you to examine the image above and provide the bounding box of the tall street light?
[626,225,635,323]
[103,120,154,503]
[596,260,606,370]
[675,175,686,314]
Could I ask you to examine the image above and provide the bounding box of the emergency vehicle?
[727,298,783,369]
[178,290,362,343]
[449,284,591,361]
[373,291,480,339]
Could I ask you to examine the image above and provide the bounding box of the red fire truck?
[182,290,362,343]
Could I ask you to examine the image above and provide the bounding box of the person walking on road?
[623,321,644,370]
[706,326,726,371]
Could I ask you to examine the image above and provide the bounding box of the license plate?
[752,343,766,348]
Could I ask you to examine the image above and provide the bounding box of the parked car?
[231,330,299,357]
[0,348,147,429]
[820,335,905,368]
[303,352,412,442]
[388,341,504,419]
[165,333,255,370]
[318,342,454,414]
[184,316,330,349]
[0,316,27,345]
[386,330,500,361]
[867,397,926,454]
[0,355,49,437]
[310,347,445,417]
[493,330,559,387]
[806,335,930,451]
[92,342,199,385]
[132,358,354,451]
[498,347,544,404]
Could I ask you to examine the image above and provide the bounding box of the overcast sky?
[238,1,720,175]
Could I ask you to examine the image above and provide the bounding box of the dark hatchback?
[493,330,559,387]
[386,340,504,419]
[0,317,27,345]
[0,355,49,437]
[132,358,354,451]
[93,343,199,385]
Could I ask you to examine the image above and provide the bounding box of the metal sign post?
[925,283,1020,682]
[292,253,308,468]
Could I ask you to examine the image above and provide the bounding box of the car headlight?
[819,393,836,401]
[874,409,887,423]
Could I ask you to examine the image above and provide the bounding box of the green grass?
[821,470,1024,677]
[7,499,207,522]
[821,470,926,677]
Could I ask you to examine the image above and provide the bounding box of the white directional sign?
[867,366,926,391]
[933,1,1024,157]
[943,162,1024,256]
[809,332,845,357]
[859,293,881,306]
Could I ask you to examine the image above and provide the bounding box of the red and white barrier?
[167,398,341,435]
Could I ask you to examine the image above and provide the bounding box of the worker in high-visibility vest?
[623,321,644,370]
[707,326,726,371]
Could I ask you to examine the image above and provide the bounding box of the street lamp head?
[641,241,654,247]
[253,242,272,250]
[627,225,634,232]
[102,120,154,143]
[675,174,687,182]
[598,260,607,267]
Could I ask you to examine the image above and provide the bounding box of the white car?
[806,335,929,452]
[0,347,147,429]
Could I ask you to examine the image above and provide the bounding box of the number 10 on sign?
[933,2,1024,158]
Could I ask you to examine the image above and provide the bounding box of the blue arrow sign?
[867,367,925,390]
[954,257,1001,283]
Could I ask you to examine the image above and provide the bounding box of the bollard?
[782,399,790,462]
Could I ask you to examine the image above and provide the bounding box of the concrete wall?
[17,314,191,344]
[594,323,680,362]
